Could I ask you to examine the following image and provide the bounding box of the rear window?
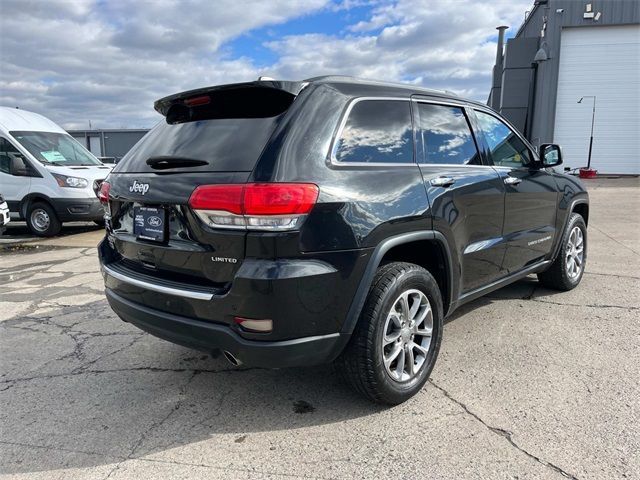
[334,99,413,164]
[114,88,294,174]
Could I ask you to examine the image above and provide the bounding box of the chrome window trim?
[329,97,416,168]
[103,264,214,301]
[415,163,496,168]
[411,97,469,108]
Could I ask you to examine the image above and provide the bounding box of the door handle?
[430,176,455,187]
[504,176,522,186]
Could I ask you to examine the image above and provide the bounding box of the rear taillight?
[98,181,111,204]
[188,183,319,231]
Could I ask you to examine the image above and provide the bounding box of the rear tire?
[26,202,61,237]
[337,262,443,405]
[538,213,587,291]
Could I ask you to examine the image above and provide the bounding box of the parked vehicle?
[98,77,589,404]
[0,193,10,235]
[0,107,111,236]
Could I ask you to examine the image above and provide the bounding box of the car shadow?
[1,297,384,475]
[2,276,565,474]
[444,275,566,324]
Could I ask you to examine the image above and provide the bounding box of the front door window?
[475,111,532,168]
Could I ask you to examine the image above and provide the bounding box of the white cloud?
[0,0,531,129]
[266,0,531,99]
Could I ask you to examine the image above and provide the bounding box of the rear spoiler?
[154,80,308,117]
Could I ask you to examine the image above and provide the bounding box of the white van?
[0,107,111,236]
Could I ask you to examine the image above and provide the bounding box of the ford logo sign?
[147,216,162,227]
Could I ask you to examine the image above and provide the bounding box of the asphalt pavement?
[0,177,638,479]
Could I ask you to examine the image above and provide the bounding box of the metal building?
[489,0,639,174]
[68,129,149,164]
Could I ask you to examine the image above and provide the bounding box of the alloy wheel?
[565,226,584,279]
[382,289,433,382]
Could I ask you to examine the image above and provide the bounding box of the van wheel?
[27,202,61,237]
[337,262,443,405]
[538,213,587,291]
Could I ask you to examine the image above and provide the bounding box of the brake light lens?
[184,95,210,107]
[243,184,318,215]
[98,181,111,204]
[188,183,319,231]
[189,184,243,214]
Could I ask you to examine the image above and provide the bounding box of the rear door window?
[334,99,414,164]
[414,102,481,165]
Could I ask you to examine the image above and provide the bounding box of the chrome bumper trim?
[102,264,214,301]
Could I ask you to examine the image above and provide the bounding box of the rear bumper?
[106,288,348,368]
[99,237,370,341]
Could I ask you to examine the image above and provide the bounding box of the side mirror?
[540,143,563,168]
[10,156,29,176]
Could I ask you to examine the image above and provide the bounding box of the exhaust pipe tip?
[223,350,242,366]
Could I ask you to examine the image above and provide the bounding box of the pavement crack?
[430,380,580,480]
[103,370,201,479]
[585,271,640,280]
[591,226,640,256]
[0,440,119,461]
[71,335,144,374]
[1,365,258,387]
[0,381,16,392]
[530,298,639,310]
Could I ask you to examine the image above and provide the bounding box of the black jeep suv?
[98,76,588,404]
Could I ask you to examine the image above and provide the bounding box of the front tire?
[538,213,587,290]
[337,262,444,405]
[26,202,61,237]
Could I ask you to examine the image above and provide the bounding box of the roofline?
[153,76,466,116]
[515,0,543,38]
[302,75,459,97]
[67,129,150,133]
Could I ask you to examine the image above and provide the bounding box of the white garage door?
[554,25,640,174]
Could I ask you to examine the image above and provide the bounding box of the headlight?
[52,173,89,188]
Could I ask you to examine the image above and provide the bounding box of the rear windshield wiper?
[146,156,208,170]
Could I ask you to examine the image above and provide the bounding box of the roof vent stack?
[495,26,509,69]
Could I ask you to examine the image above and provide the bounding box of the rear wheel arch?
[379,238,452,316]
[341,231,455,337]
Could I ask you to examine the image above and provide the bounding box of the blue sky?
[0,0,531,129]
[226,8,368,65]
